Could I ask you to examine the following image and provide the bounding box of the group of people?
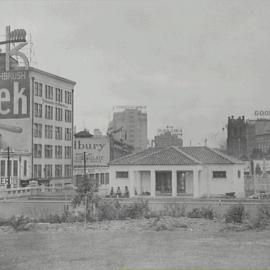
[110,186,129,198]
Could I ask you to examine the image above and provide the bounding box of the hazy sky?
[1,0,270,147]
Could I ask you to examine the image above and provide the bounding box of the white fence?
[245,175,270,195]
[0,186,72,199]
[254,176,270,193]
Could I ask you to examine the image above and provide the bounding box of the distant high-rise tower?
[227,115,270,159]
[108,106,148,152]
[227,116,248,159]
[153,126,183,147]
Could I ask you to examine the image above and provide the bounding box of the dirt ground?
[0,217,270,270]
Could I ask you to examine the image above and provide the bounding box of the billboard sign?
[253,159,270,174]
[0,71,30,118]
[0,70,32,152]
[74,137,110,167]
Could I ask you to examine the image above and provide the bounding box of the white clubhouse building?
[109,146,245,198]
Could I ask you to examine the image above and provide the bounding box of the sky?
[1,0,270,147]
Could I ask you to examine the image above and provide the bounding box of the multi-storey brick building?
[31,68,75,186]
[0,54,76,187]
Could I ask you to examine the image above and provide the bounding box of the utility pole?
[83,151,87,226]
[7,147,10,188]
[83,151,86,176]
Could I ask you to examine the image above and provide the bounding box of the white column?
[172,169,177,197]
[136,171,141,195]
[193,169,199,198]
[150,170,156,197]
[109,168,115,191]
[129,170,135,197]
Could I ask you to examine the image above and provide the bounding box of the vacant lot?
[0,218,270,270]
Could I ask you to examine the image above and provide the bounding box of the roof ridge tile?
[131,147,170,163]
[172,146,202,164]
[207,147,243,164]
[109,147,163,165]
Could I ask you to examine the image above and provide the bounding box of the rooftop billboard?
[73,136,110,168]
[0,70,32,152]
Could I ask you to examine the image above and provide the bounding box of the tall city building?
[0,26,76,187]
[153,126,183,147]
[227,116,270,160]
[108,106,148,152]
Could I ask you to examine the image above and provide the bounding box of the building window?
[33,164,42,178]
[65,110,72,123]
[55,127,62,140]
[45,145,53,158]
[33,144,42,158]
[55,107,63,121]
[65,128,72,140]
[34,103,42,118]
[116,171,128,178]
[105,173,109,185]
[238,170,241,178]
[13,160,18,177]
[55,165,62,177]
[65,90,72,104]
[34,82,42,97]
[212,171,227,178]
[33,123,42,138]
[44,165,52,178]
[55,145,62,159]
[7,160,11,178]
[100,173,105,185]
[65,146,72,159]
[1,160,5,177]
[23,160,27,177]
[45,125,53,139]
[45,105,53,120]
[45,85,53,100]
[55,88,63,102]
[64,165,72,177]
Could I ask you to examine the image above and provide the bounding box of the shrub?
[97,199,121,220]
[248,204,270,229]
[224,204,245,224]
[187,207,214,220]
[0,217,9,226]
[164,204,186,217]
[120,200,149,219]
[148,216,189,231]
[9,215,32,231]
[200,207,215,220]
[187,208,201,218]
[96,199,149,220]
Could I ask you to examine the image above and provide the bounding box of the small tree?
[255,164,262,176]
[72,175,99,223]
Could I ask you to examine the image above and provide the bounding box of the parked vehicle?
[28,180,38,187]
[248,192,270,199]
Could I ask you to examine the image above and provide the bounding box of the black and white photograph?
[0,1,270,269]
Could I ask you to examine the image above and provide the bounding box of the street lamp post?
[7,147,11,189]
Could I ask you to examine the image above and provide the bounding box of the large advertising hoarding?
[74,137,110,169]
[0,70,32,152]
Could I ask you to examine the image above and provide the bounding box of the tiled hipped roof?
[110,146,242,166]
